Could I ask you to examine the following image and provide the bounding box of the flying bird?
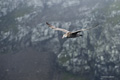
[46,22,99,39]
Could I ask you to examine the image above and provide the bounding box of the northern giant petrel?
[46,22,99,39]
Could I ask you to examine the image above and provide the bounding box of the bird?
[46,22,99,39]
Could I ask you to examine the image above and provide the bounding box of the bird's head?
[62,34,67,39]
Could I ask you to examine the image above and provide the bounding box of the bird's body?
[64,32,82,38]
[46,22,98,39]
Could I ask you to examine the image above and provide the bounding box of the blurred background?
[0,0,120,80]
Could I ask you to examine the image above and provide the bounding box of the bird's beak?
[62,36,64,39]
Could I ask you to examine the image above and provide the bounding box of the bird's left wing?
[72,24,99,34]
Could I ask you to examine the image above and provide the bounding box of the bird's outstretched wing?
[72,24,99,34]
[46,22,69,33]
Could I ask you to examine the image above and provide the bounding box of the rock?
[0,0,120,80]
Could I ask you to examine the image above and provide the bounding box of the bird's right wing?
[46,22,69,33]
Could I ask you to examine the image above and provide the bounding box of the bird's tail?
[46,22,49,25]
[46,22,51,26]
